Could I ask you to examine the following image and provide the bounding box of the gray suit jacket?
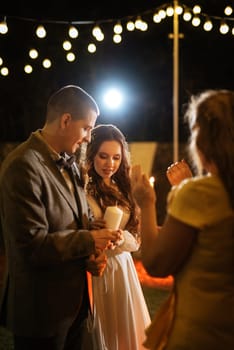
[0,131,95,336]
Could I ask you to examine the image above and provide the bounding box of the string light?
[0,17,8,34]
[224,6,233,16]
[220,21,229,34]
[87,43,96,53]
[24,65,33,74]
[35,25,46,38]
[66,52,76,62]
[68,25,79,39]
[29,49,39,59]
[0,2,234,77]
[113,33,122,43]
[42,58,51,69]
[126,20,135,31]
[183,10,192,21]
[192,16,201,27]
[62,40,72,51]
[203,18,213,31]
[1,66,9,76]
[113,22,123,34]
[166,6,174,17]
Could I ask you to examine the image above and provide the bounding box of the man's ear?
[60,113,72,129]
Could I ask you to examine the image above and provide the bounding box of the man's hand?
[89,218,106,230]
[90,228,122,251]
[86,250,107,276]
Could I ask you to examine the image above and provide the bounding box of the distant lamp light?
[0,57,3,65]
[36,25,46,38]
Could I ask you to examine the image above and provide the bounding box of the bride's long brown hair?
[85,124,140,234]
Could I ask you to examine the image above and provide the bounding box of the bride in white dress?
[84,124,151,350]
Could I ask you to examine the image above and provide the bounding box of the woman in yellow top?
[131,89,234,350]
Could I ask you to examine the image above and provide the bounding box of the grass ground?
[0,286,170,350]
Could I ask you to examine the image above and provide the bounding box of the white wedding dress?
[87,196,151,350]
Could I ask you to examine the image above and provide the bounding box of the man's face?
[63,109,97,154]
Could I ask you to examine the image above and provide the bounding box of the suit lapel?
[28,133,81,222]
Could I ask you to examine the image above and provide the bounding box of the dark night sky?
[0,0,234,143]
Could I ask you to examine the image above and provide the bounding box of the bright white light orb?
[103,88,123,109]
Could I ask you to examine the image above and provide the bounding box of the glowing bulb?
[66,52,76,62]
[36,25,46,38]
[224,6,233,16]
[114,23,123,34]
[203,19,213,31]
[24,65,33,74]
[87,43,96,53]
[113,34,122,43]
[0,19,8,34]
[42,59,51,69]
[68,26,79,38]
[29,49,38,59]
[220,22,229,34]
[192,16,201,27]
[1,66,9,76]
[126,21,135,31]
[63,40,72,51]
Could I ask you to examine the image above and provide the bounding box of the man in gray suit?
[0,85,121,350]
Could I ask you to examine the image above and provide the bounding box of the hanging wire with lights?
[0,1,234,77]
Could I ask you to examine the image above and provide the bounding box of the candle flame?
[149,176,155,187]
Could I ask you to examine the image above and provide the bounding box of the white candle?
[103,206,123,230]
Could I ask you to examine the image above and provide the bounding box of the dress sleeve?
[117,230,140,252]
[168,177,232,229]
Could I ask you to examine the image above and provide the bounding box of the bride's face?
[94,140,122,182]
